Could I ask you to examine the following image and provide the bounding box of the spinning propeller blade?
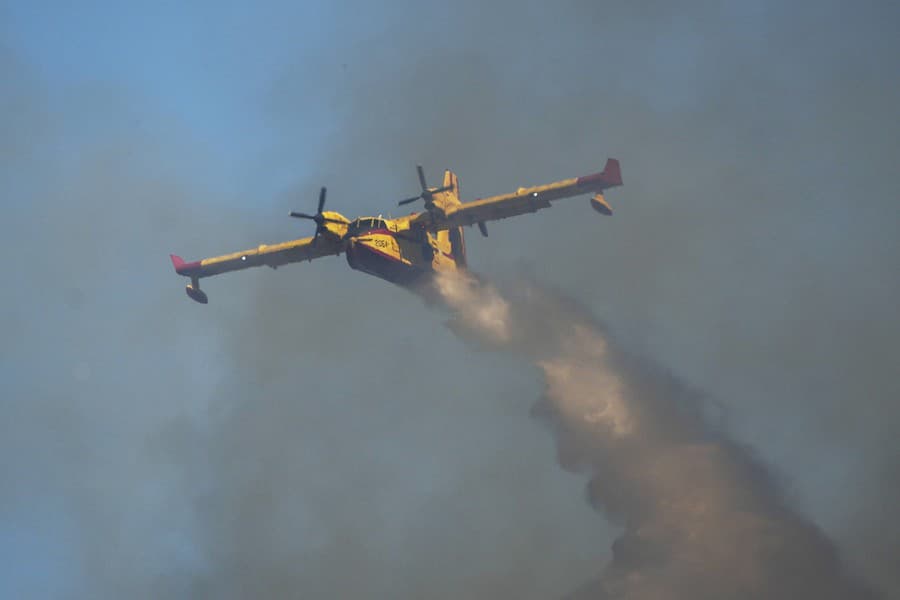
[398,165,453,207]
[317,186,327,213]
[288,186,337,246]
[416,165,428,192]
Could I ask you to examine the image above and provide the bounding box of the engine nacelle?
[590,193,613,215]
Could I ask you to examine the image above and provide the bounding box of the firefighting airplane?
[170,159,622,303]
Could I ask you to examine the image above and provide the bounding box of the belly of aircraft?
[345,236,429,286]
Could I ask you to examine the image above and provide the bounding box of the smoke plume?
[427,271,877,599]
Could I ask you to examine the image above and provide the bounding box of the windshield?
[347,218,387,236]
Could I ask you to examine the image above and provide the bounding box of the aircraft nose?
[345,237,361,260]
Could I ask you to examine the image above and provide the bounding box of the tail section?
[437,171,466,267]
[432,169,461,208]
[443,169,460,203]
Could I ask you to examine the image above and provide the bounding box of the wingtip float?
[582,158,621,215]
[170,158,623,304]
[169,254,207,303]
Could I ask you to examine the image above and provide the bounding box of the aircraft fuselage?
[343,220,462,286]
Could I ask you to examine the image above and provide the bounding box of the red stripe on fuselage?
[354,241,405,264]
[363,228,454,260]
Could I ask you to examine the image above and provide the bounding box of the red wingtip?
[602,158,622,187]
[576,158,623,190]
[170,254,201,276]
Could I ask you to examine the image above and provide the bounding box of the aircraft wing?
[434,158,622,233]
[170,236,342,303]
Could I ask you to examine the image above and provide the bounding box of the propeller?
[289,187,343,246]
[398,165,453,207]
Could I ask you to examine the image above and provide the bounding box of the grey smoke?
[429,271,877,598]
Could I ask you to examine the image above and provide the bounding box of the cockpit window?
[347,218,388,236]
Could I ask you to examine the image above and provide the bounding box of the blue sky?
[4,2,337,197]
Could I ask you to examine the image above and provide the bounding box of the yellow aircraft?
[170,159,622,303]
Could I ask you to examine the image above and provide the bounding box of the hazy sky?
[2,1,898,598]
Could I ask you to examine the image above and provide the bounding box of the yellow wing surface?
[170,236,343,303]
[421,158,622,233]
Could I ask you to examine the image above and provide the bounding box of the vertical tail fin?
[434,170,461,206]
[436,170,466,267]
